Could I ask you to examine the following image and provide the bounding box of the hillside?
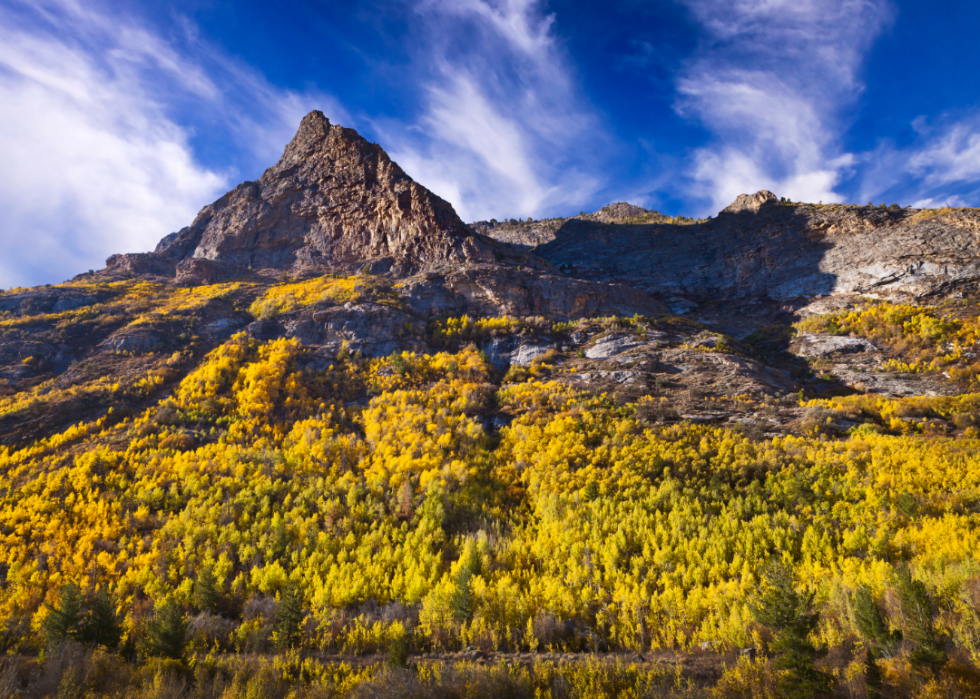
[1,113,980,698]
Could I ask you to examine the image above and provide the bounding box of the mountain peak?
[135,112,496,280]
[274,109,334,167]
[298,108,331,133]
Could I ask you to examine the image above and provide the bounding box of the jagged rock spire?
[154,110,494,276]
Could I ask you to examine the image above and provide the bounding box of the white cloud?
[856,115,980,207]
[907,118,980,188]
[0,0,338,288]
[909,196,970,209]
[377,0,605,221]
[675,0,892,214]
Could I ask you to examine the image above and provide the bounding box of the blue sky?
[2,0,980,287]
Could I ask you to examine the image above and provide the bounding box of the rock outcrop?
[535,195,980,302]
[721,190,778,214]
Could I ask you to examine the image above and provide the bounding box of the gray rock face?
[534,195,980,301]
[470,202,675,250]
[176,259,245,286]
[282,303,424,358]
[53,295,97,313]
[1,290,97,315]
[656,348,797,393]
[668,297,698,315]
[722,190,778,214]
[478,337,514,370]
[576,369,642,385]
[105,252,176,277]
[593,202,657,222]
[831,368,953,397]
[398,265,668,319]
[204,317,246,339]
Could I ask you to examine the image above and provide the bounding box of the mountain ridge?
[97,111,980,319]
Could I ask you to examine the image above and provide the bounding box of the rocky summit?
[4,111,980,696]
[108,110,498,282]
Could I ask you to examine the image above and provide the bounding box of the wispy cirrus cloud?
[849,113,980,209]
[674,0,893,213]
[903,116,980,207]
[378,0,606,222]
[0,0,338,288]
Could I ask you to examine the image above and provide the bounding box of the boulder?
[585,335,643,359]
[510,344,555,366]
[792,333,878,357]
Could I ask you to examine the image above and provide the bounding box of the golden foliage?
[248,274,394,319]
[798,299,980,384]
[1,331,980,690]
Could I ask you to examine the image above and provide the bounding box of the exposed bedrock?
[533,191,980,302]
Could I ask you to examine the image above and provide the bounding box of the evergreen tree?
[81,588,122,649]
[192,565,220,613]
[449,543,480,625]
[864,650,883,699]
[854,585,901,655]
[42,582,83,644]
[749,562,830,699]
[275,583,304,649]
[852,584,899,698]
[146,596,187,661]
[449,565,474,623]
[894,565,947,672]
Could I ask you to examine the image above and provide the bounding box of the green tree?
[192,565,220,613]
[749,562,830,698]
[894,565,946,672]
[386,622,409,668]
[853,584,900,699]
[146,596,187,661]
[275,583,304,650]
[449,543,480,625]
[449,565,474,624]
[42,582,83,644]
[864,650,884,699]
[81,588,122,649]
[854,585,900,654]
